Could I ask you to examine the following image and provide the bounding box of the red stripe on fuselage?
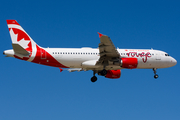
[32,45,69,68]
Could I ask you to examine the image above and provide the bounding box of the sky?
[0,0,180,120]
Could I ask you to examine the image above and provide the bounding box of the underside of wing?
[96,33,120,67]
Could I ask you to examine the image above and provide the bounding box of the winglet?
[97,32,103,38]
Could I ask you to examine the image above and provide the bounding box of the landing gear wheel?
[154,74,158,79]
[91,76,97,82]
[153,68,159,79]
[100,69,107,76]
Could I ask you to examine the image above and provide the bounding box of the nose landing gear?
[153,68,159,79]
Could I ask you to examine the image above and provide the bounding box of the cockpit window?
[165,54,170,56]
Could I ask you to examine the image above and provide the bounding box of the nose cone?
[171,57,177,67]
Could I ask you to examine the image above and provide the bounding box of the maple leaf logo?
[10,28,30,49]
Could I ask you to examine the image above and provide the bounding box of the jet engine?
[113,58,138,69]
[98,69,121,79]
[121,58,138,69]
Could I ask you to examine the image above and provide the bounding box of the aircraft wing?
[96,33,120,66]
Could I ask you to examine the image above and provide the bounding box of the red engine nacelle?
[121,58,138,69]
[105,70,121,79]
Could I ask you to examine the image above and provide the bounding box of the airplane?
[3,20,177,82]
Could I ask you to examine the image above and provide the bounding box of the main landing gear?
[91,69,107,82]
[91,71,97,82]
[153,68,159,79]
[91,76,97,82]
[100,69,107,76]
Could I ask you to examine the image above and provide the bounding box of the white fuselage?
[43,47,177,69]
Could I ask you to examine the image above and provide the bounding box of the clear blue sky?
[0,0,180,120]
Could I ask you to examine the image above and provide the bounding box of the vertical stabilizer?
[7,20,39,51]
[6,20,40,61]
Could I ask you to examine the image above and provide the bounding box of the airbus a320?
[3,20,177,82]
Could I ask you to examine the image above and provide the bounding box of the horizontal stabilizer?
[12,44,30,56]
